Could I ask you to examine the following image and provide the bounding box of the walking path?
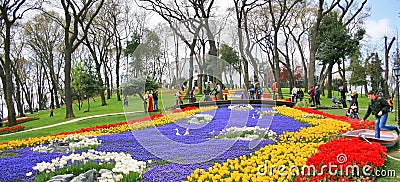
[1,111,143,137]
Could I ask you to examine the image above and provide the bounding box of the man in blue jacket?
[361,90,400,138]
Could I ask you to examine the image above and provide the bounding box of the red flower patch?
[0,125,25,135]
[295,107,375,130]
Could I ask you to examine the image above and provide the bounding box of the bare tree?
[46,0,105,118]
[24,11,63,109]
[0,0,37,126]
[233,0,263,95]
[83,0,116,106]
[138,0,203,98]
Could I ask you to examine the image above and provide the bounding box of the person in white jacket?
[291,87,298,103]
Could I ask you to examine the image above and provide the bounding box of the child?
[346,103,359,119]
[387,97,394,112]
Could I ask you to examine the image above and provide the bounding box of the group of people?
[339,86,359,109]
[145,91,159,112]
[176,84,205,106]
[291,85,323,106]
[249,79,263,100]
[291,87,305,103]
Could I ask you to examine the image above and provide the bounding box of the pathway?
[1,111,143,137]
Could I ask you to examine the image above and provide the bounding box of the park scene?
[0,0,400,181]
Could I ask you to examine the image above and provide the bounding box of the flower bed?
[186,106,384,181]
[0,125,25,135]
[215,126,277,141]
[295,107,375,130]
[296,138,387,181]
[4,117,39,126]
[0,106,218,151]
[0,105,389,181]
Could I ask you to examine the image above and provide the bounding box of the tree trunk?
[186,45,195,97]
[116,39,122,101]
[273,32,282,99]
[15,80,25,117]
[95,64,107,106]
[49,63,61,108]
[3,24,17,126]
[64,46,75,118]
[104,65,111,99]
[327,63,334,98]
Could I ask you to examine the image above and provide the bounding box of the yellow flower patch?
[187,106,351,181]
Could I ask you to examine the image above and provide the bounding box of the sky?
[364,0,400,44]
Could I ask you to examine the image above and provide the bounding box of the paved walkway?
[1,111,143,137]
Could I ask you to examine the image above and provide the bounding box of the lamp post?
[393,65,400,126]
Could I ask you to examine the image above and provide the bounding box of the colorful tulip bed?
[0,105,388,182]
[3,117,39,126]
[0,125,25,135]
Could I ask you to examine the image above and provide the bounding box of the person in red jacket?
[147,93,154,112]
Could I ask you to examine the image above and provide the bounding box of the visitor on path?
[153,91,159,110]
[361,90,400,138]
[147,93,154,112]
[271,82,277,100]
[339,86,347,108]
[249,83,255,100]
[214,83,221,100]
[315,86,321,106]
[351,90,358,109]
[175,89,183,106]
[123,96,128,106]
[297,88,304,101]
[347,90,353,107]
[387,97,394,112]
[308,86,315,106]
[189,87,196,103]
[49,107,54,117]
[291,86,298,103]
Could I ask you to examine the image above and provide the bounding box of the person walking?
[189,87,196,103]
[339,86,347,108]
[147,93,154,112]
[387,97,394,112]
[249,83,255,100]
[297,88,304,101]
[315,86,321,106]
[153,91,159,110]
[347,90,353,107]
[291,86,298,103]
[351,90,358,109]
[361,90,400,138]
[49,107,54,117]
[255,80,262,100]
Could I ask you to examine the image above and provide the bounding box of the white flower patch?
[186,114,213,124]
[215,126,277,141]
[32,150,146,180]
[228,104,254,111]
[31,135,101,153]
[256,110,278,117]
